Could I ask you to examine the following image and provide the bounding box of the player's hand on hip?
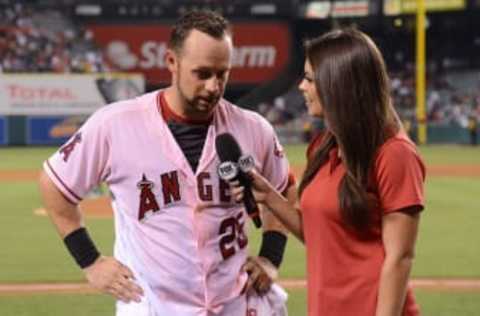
[83,256,144,303]
[242,256,278,296]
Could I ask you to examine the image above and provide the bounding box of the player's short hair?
[168,9,232,53]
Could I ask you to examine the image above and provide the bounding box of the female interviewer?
[232,29,426,316]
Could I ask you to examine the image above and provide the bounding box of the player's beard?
[191,94,220,112]
[178,86,220,118]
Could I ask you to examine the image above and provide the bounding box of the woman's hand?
[231,169,306,242]
[229,169,276,207]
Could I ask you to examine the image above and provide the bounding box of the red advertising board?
[87,22,291,85]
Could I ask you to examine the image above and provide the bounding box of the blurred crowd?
[1,4,478,139]
[260,67,480,141]
[0,4,109,73]
[391,67,480,128]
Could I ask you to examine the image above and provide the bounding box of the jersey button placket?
[190,174,210,313]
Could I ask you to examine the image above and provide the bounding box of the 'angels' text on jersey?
[137,170,232,221]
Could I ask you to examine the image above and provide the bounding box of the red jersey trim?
[156,91,212,125]
[45,160,81,204]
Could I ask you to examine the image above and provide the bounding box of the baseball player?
[39,10,295,316]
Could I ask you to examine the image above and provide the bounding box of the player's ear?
[165,49,178,74]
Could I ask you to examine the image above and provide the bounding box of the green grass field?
[1,145,480,315]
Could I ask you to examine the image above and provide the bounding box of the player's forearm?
[375,256,413,316]
[39,170,84,237]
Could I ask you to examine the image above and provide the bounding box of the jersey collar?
[158,91,212,125]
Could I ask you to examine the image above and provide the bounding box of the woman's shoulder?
[378,131,418,158]
[374,131,425,178]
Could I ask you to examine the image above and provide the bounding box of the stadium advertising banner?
[26,116,74,145]
[26,115,105,145]
[0,117,6,145]
[305,1,369,18]
[384,0,465,14]
[87,22,291,85]
[0,73,145,115]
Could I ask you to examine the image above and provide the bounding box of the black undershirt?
[166,120,209,173]
[159,92,211,173]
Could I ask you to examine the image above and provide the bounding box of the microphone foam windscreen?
[215,133,242,163]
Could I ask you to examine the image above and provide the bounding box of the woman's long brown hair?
[298,29,400,233]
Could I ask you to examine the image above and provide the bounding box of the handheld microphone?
[215,133,262,228]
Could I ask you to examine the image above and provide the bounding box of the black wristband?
[258,231,287,268]
[63,227,100,269]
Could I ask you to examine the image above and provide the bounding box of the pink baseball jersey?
[44,91,290,315]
